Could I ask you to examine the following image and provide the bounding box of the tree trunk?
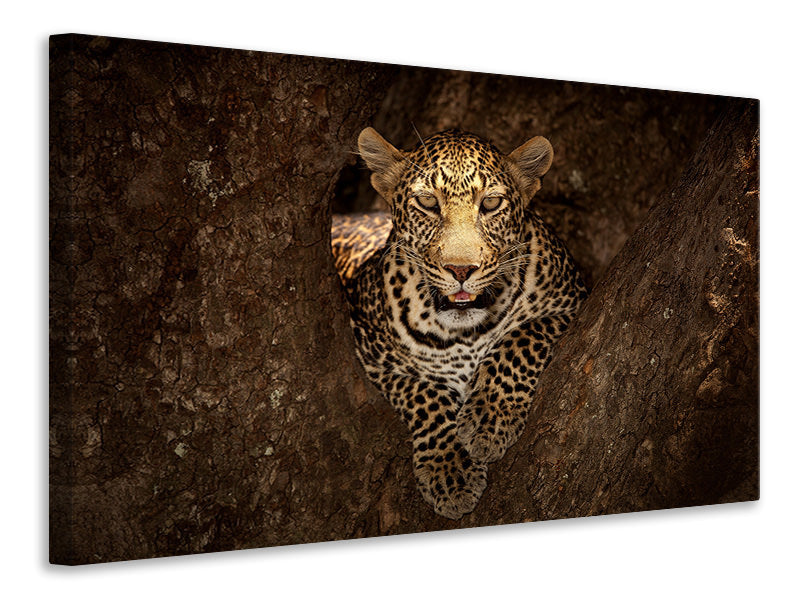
[49,34,403,564]
[50,35,758,564]
[469,98,759,523]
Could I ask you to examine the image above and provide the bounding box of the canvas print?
[49,34,759,565]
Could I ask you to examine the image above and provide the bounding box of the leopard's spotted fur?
[332,212,392,282]
[331,128,587,519]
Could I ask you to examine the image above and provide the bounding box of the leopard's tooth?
[448,294,457,302]
[468,293,477,301]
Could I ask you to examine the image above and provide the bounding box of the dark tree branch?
[470,99,759,524]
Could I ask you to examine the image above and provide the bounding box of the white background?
[2,1,797,597]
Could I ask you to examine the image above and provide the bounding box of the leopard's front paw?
[456,401,515,463]
[413,446,488,520]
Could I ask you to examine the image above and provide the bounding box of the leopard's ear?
[508,136,554,201]
[358,127,405,200]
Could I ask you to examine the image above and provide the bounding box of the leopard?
[331,127,587,519]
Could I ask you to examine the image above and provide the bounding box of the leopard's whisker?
[411,122,432,165]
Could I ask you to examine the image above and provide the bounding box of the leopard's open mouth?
[433,289,493,311]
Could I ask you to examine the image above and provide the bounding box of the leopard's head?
[358,127,553,330]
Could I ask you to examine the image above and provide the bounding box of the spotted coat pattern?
[332,128,587,519]
[332,212,392,282]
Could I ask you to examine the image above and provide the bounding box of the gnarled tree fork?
[49,35,757,564]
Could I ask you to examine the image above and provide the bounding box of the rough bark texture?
[467,99,759,523]
[50,35,758,565]
[49,35,404,564]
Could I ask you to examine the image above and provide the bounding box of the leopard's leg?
[457,314,571,463]
[383,374,487,520]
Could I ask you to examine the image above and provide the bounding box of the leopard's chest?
[418,342,487,394]
[388,320,511,402]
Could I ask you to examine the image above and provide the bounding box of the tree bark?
[50,35,758,564]
[467,99,759,523]
[49,34,403,564]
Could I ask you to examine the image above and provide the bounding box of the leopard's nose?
[443,264,478,283]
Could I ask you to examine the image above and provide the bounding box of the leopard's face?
[359,128,553,331]
[392,132,525,329]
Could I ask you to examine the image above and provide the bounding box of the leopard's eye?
[415,194,439,212]
[481,195,503,212]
